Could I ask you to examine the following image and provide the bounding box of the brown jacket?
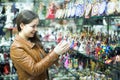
[10,35,59,80]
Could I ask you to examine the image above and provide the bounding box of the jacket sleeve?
[10,46,59,77]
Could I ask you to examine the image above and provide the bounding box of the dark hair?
[16,10,43,48]
[16,10,38,31]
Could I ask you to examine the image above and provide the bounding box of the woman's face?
[20,18,39,39]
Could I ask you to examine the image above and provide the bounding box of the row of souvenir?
[46,0,120,19]
[51,71,112,80]
[49,54,113,79]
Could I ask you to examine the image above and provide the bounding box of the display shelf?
[0,74,18,80]
[43,37,119,80]
[74,49,120,71]
[48,49,119,80]
[0,1,120,80]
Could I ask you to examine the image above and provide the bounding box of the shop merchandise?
[46,2,56,19]
[67,2,72,18]
[98,0,107,16]
[0,45,17,79]
[84,0,92,18]
[0,0,120,80]
[41,25,119,79]
[75,0,84,18]
[38,18,119,78]
[38,3,46,20]
[70,3,76,18]
[106,0,116,15]
[55,6,63,19]
[95,43,102,59]
[62,3,68,19]
[78,40,86,53]
[63,53,70,69]
[54,0,120,19]
[115,0,120,13]
[78,61,83,71]
[91,0,100,16]
[0,5,6,36]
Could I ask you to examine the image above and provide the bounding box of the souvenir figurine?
[4,62,10,75]
[85,41,90,55]
[95,43,102,59]
[55,4,63,19]
[70,4,76,18]
[67,2,72,18]
[78,61,83,71]
[70,40,74,49]
[84,0,92,18]
[38,3,46,20]
[91,0,100,16]
[63,3,69,18]
[106,0,116,15]
[64,53,69,69]
[56,32,63,43]
[46,2,56,19]
[4,5,14,28]
[75,0,84,18]
[115,0,120,13]
[68,59,73,69]
[98,0,107,16]
[73,58,78,69]
[90,59,96,71]
[78,40,86,54]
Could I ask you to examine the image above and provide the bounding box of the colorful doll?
[78,61,83,71]
[98,0,107,16]
[91,0,100,16]
[64,53,70,69]
[46,2,56,19]
[90,59,96,71]
[95,43,102,59]
[106,0,117,15]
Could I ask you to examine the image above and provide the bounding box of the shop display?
[0,0,120,80]
[39,18,119,79]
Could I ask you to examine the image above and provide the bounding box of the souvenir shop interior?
[0,0,120,80]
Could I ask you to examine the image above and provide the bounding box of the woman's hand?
[53,40,70,55]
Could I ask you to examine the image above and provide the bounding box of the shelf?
[0,74,18,78]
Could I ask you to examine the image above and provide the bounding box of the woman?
[10,10,70,80]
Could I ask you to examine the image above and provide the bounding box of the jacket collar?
[15,34,35,48]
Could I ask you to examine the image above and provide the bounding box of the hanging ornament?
[106,0,116,15]
[115,0,120,14]
[75,0,85,18]
[70,4,76,18]
[98,0,107,16]
[91,0,100,16]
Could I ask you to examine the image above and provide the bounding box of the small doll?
[78,61,83,71]
[56,32,63,43]
[64,53,69,69]
[90,59,96,71]
[95,43,102,59]
[46,2,56,19]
